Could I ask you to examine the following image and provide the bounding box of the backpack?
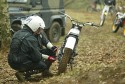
[9,33,29,63]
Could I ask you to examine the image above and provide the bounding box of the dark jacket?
[8,26,49,66]
[104,0,116,6]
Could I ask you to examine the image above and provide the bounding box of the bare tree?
[0,0,10,51]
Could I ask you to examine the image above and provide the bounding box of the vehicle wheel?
[86,6,94,13]
[100,15,106,26]
[112,24,120,33]
[58,48,72,75]
[123,27,125,36]
[112,17,120,33]
[47,22,61,43]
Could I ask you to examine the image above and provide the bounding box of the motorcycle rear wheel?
[58,48,72,75]
[112,24,120,33]
[112,16,120,33]
[86,6,94,13]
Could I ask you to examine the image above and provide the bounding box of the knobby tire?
[112,17,120,33]
[58,48,72,75]
[100,15,106,26]
[112,24,120,33]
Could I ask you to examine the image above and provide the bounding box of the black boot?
[15,71,32,82]
[15,72,26,82]
[42,70,53,77]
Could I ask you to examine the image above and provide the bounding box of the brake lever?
[84,22,99,28]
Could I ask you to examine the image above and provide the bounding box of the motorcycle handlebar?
[84,22,100,27]
[59,12,99,28]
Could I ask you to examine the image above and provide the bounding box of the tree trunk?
[0,0,10,51]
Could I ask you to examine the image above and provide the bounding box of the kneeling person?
[8,15,57,82]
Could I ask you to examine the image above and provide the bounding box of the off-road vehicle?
[7,0,65,42]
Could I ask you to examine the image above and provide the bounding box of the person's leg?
[15,60,48,82]
[40,49,56,77]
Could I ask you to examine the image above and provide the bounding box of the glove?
[48,56,56,62]
[51,46,58,52]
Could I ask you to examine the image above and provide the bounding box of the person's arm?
[24,36,56,62]
[40,31,49,47]
[39,31,57,51]
[40,31,54,49]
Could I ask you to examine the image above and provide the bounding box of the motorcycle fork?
[104,11,108,16]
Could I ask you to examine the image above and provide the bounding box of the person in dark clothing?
[104,0,116,6]
[8,15,57,82]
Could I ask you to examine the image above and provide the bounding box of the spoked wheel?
[86,6,97,13]
[123,28,125,36]
[47,22,61,43]
[58,48,72,75]
[100,14,106,26]
[112,24,120,33]
[112,17,120,33]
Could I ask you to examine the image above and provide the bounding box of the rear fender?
[65,37,76,50]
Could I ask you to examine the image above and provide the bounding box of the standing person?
[8,15,58,82]
[104,0,116,6]
[100,0,116,26]
[92,0,98,11]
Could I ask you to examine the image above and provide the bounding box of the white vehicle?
[7,0,65,42]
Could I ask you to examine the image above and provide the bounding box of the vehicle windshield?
[7,0,27,3]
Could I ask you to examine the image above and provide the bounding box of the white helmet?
[24,15,45,32]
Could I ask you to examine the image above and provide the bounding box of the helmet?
[24,15,45,32]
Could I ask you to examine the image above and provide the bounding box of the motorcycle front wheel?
[112,24,120,33]
[100,14,106,26]
[58,48,72,75]
[86,6,94,13]
[112,17,120,33]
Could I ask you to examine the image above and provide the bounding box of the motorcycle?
[57,12,99,74]
[100,1,116,26]
[112,12,125,35]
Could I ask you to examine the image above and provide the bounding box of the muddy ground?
[1,10,125,84]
